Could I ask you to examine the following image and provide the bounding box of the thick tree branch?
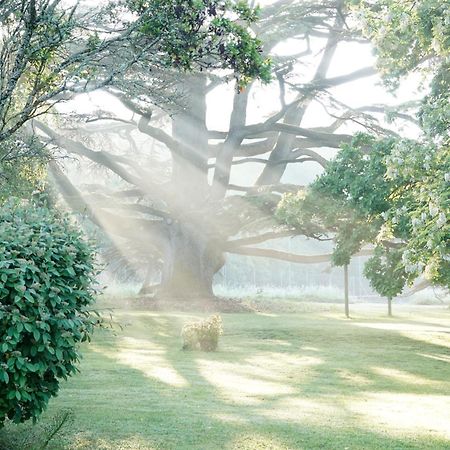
[211,148,328,169]
[83,191,170,220]
[34,120,173,209]
[225,230,296,248]
[287,66,377,94]
[226,246,373,263]
[271,123,353,146]
[227,183,305,194]
[255,12,345,186]
[35,121,145,187]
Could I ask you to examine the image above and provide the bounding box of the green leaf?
[33,329,41,341]
[0,370,9,384]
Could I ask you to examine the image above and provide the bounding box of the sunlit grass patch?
[348,393,450,439]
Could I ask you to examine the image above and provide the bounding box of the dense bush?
[0,200,99,427]
[181,315,223,351]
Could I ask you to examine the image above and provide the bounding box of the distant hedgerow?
[0,200,99,427]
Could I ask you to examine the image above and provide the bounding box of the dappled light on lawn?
[257,397,341,425]
[198,360,295,405]
[228,433,296,450]
[337,368,372,387]
[348,393,450,440]
[400,331,450,351]
[211,412,247,424]
[70,435,158,450]
[351,322,450,333]
[352,320,450,352]
[3,304,450,449]
[197,354,322,405]
[92,336,189,388]
[372,367,442,387]
[418,353,450,363]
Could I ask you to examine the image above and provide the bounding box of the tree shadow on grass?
[1,310,450,449]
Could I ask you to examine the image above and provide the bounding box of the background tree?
[355,0,449,288]
[277,0,449,313]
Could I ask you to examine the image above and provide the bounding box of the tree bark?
[344,264,349,318]
[171,75,210,204]
[387,297,393,317]
[157,222,225,299]
[154,75,225,299]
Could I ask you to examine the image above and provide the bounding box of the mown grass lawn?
[1,302,450,449]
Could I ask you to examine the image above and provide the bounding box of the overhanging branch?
[226,247,374,263]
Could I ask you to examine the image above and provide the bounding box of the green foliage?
[352,0,450,86]
[181,314,223,351]
[364,246,407,299]
[276,135,394,266]
[3,307,450,449]
[0,200,99,427]
[0,0,271,182]
[352,0,449,143]
[419,61,450,139]
[0,134,48,202]
[384,140,449,287]
[312,136,398,267]
[122,0,272,87]
[0,1,80,139]
[277,134,449,296]
[344,0,450,293]
[314,135,395,216]
[0,408,73,450]
[278,1,450,295]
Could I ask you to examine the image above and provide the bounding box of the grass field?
[1,301,450,449]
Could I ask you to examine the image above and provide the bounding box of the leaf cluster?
[363,246,407,298]
[385,140,449,288]
[352,0,450,86]
[349,0,449,292]
[123,0,272,87]
[277,134,395,265]
[277,132,449,295]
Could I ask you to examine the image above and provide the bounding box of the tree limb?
[226,246,373,263]
[225,230,296,248]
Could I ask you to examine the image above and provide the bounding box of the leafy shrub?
[181,315,223,351]
[0,200,99,427]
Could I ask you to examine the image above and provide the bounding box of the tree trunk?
[171,74,209,204]
[157,222,225,299]
[154,75,226,299]
[387,297,393,317]
[344,264,349,318]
